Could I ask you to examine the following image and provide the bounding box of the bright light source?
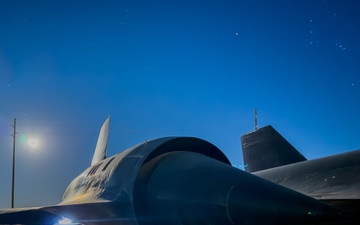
[27,138,39,148]
[58,217,73,224]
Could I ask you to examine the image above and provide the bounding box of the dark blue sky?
[1,0,360,208]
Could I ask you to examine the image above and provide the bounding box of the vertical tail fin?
[240,125,306,173]
[91,116,110,165]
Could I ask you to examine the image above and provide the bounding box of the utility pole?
[254,108,258,130]
[11,118,16,208]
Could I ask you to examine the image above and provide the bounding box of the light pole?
[11,118,16,208]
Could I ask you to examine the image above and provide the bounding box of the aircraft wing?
[0,200,139,225]
[0,206,63,225]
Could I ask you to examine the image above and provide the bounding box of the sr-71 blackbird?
[0,117,359,224]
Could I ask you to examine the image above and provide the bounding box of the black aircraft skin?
[0,118,358,224]
[241,125,360,220]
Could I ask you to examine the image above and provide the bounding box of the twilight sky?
[1,0,360,208]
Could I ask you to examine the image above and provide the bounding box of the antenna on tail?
[254,108,258,130]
